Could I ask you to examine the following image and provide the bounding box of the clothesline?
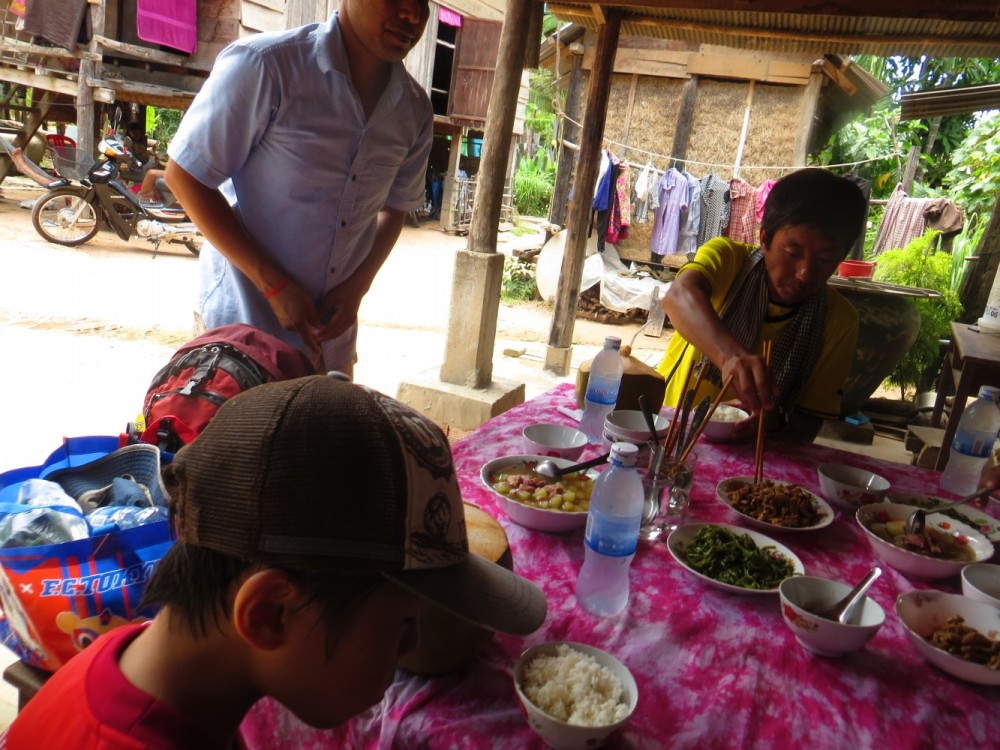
[556,108,901,175]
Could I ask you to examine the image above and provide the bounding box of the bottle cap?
[609,442,638,467]
[604,336,622,350]
[979,386,1000,403]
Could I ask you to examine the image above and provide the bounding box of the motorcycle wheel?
[31,187,102,246]
[184,239,202,257]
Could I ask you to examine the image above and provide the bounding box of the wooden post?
[466,0,531,255]
[670,74,698,171]
[732,80,755,179]
[523,0,543,69]
[901,144,921,194]
[76,2,106,156]
[439,0,531,387]
[959,197,1000,324]
[441,127,464,230]
[548,50,583,231]
[545,9,622,376]
[792,68,824,167]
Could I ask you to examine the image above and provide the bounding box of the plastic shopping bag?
[0,438,174,672]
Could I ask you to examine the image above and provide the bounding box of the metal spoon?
[814,567,882,624]
[536,452,610,480]
[904,485,994,536]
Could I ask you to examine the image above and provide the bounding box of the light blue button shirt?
[169,13,433,369]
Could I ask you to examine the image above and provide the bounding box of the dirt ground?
[0,175,668,469]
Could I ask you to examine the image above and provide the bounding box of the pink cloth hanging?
[136,0,197,55]
[439,8,462,26]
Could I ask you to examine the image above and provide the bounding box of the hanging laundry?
[607,163,632,244]
[698,173,731,247]
[592,152,620,254]
[725,177,758,245]
[678,172,701,257]
[137,0,197,54]
[23,0,91,51]
[871,184,934,256]
[924,198,964,235]
[649,168,689,259]
[631,162,657,225]
[754,179,778,224]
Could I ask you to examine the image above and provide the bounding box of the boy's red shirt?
[0,623,247,750]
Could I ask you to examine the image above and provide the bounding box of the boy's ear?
[231,568,307,651]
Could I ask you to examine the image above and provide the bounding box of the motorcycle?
[29,133,202,257]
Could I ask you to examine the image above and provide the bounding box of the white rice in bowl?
[521,644,629,727]
[711,405,745,423]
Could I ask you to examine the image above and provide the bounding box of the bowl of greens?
[666,522,804,594]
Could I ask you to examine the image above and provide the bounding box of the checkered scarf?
[698,249,826,409]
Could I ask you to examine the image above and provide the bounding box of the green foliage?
[525,69,557,151]
[149,108,183,149]
[501,256,537,302]
[816,56,1000,194]
[513,150,555,217]
[873,230,964,395]
[943,111,1000,236]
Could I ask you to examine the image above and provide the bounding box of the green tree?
[816,55,1000,196]
[943,111,1000,237]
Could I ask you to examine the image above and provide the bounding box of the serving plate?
[886,491,1000,542]
[716,476,835,533]
[667,522,805,595]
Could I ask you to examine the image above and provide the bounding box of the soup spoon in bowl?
[536,452,609,480]
[904,485,994,536]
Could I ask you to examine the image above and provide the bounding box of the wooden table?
[931,321,1000,470]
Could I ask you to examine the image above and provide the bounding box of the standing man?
[657,169,867,442]
[167,0,434,376]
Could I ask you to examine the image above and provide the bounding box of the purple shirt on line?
[650,168,689,256]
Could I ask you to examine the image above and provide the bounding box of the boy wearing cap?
[1,376,546,749]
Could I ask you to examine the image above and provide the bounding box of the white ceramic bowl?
[961,563,1000,608]
[480,455,594,533]
[895,590,1000,686]
[817,464,891,511]
[514,641,638,750]
[778,575,886,657]
[887,491,1000,542]
[522,423,588,461]
[856,503,994,579]
[701,405,750,442]
[603,410,669,444]
[716,476,835,533]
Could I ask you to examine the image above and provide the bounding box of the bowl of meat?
[856,502,993,579]
[896,590,1000,686]
[481,455,596,533]
[716,477,835,532]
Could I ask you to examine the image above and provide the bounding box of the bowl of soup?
[481,455,597,533]
[856,502,993,579]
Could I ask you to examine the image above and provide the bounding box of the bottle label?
[585,378,619,407]
[584,512,639,557]
[953,433,995,458]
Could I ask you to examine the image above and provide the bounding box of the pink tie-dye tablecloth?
[242,383,999,749]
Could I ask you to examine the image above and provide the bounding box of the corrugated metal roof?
[547,5,1000,58]
[900,84,1000,120]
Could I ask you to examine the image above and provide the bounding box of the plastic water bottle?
[939,385,1000,496]
[580,336,624,444]
[576,443,644,617]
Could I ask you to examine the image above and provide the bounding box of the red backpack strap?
[139,416,200,454]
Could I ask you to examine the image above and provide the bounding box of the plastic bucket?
[838,260,877,278]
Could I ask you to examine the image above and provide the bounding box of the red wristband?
[262,277,290,299]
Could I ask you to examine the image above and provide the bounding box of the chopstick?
[673,374,735,467]
[753,340,773,485]
[661,363,696,460]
